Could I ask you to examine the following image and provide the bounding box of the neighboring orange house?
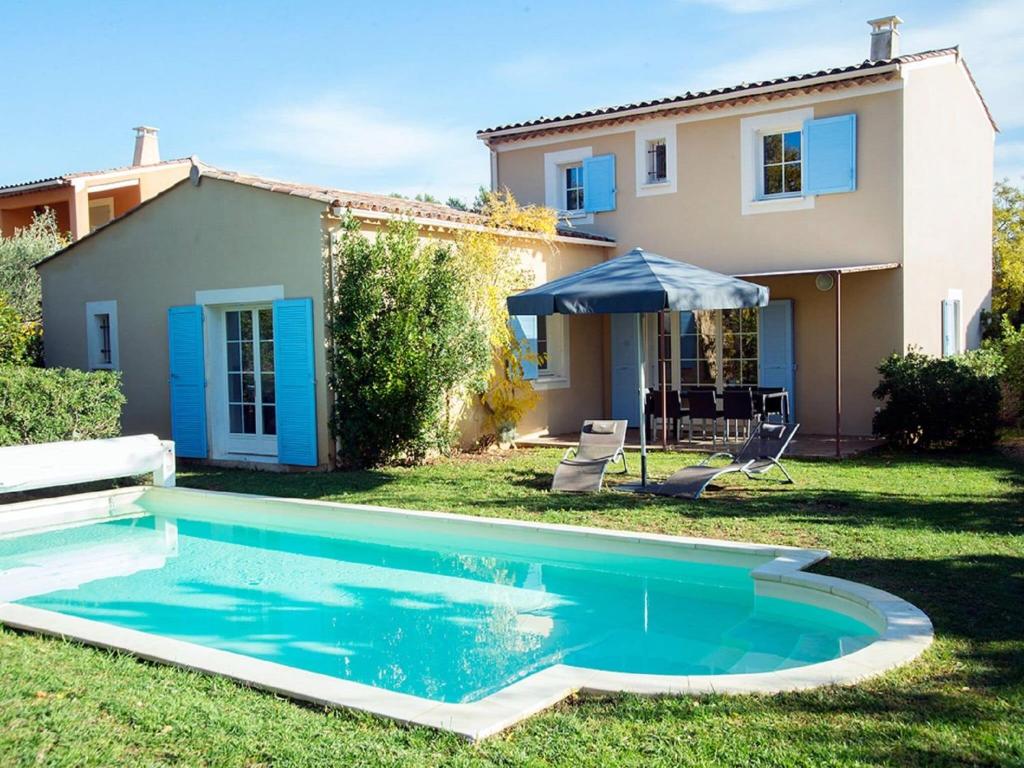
[0,127,191,240]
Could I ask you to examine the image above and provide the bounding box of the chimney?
[867,15,903,61]
[132,126,160,166]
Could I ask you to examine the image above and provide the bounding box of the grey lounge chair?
[650,422,800,499]
[551,419,629,492]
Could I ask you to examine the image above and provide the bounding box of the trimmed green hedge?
[0,365,124,446]
[872,349,1002,450]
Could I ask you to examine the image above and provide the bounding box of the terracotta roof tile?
[0,157,193,196]
[477,48,984,140]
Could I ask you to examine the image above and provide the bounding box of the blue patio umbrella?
[506,248,769,486]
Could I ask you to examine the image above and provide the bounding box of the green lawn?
[2,447,1022,767]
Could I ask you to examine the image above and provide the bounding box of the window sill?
[533,375,571,391]
[742,194,815,216]
[559,211,594,225]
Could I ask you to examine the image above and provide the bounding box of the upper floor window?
[760,130,802,198]
[563,165,584,212]
[646,139,667,184]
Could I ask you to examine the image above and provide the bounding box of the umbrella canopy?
[507,248,769,316]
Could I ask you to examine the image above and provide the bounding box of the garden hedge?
[0,365,124,446]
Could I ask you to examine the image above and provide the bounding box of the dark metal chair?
[722,388,755,441]
[645,389,683,442]
[683,389,722,445]
[758,386,787,423]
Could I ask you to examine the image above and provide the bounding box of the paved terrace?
[517,430,882,459]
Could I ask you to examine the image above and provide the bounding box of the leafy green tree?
[445,197,468,211]
[993,180,1024,325]
[0,208,67,321]
[328,216,489,467]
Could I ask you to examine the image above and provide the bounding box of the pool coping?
[0,485,934,741]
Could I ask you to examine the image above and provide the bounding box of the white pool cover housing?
[0,434,176,494]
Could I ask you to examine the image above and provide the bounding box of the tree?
[993,180,1024,325]
[0,208,67,321]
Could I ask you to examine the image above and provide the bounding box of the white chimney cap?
[867,15,903,32]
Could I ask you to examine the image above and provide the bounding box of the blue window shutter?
[941,299,955,356]
[273,298,318,466]
[583,154,616,212]
[803,114,857,195]
[510,315,538,380]
[167,305,208,458]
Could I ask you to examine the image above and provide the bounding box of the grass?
[2,446,1023,767]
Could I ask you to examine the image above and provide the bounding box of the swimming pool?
[0,485,932,739]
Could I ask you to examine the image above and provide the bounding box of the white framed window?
[534,314,570,389]
[563,164,584,212]
[88,197,115,232]
[85,300,119,370]
[740,107,815,215]
[674,309,760,388]
[758,129,802,198]
[544,146,593,223]
[634,121,678,197]
[647,140,667,184]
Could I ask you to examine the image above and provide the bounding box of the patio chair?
[684,389,722,444]
[551,420,629,492]
[648,422,800,499]
[722,388,755,441]
[646,389,684,442]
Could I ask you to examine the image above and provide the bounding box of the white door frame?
[196,286,283,463]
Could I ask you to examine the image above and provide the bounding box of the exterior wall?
[39,177,331,466]
[493,86,905,275]
[901,59,994,353]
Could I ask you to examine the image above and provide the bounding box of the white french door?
[223,306,277,456]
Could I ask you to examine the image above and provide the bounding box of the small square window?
[761,130,802,197]
[646,139,667,184]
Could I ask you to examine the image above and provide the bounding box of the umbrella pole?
[659,310,668,451]
[636,312,647,487]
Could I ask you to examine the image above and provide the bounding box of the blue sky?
[1,0,1021,201]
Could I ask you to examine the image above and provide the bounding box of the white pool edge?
[0,486,934,741]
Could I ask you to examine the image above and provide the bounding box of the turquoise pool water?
[0,500,877,704]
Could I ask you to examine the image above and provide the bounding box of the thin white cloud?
[679,0,811,12]
[239,96,489,202]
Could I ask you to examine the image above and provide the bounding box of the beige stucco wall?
[494,87,904,274]
[901,59,994,353]
[39,177,332,466]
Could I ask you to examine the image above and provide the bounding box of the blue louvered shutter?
[167,305,208,458]
[583,154,616,212]
[803,114,857,195]
[510,315,538,381]
[273,298,318,466]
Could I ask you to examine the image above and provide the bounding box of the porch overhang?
[734,262,900,279]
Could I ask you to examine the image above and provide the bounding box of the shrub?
[872,349,1002,449]
[0,365,124,446]
[984,316,1024,424]
[0,297,42,366]
[328,216,489,467]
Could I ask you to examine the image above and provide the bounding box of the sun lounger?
[649,422,800,499]
[551,419,629,492]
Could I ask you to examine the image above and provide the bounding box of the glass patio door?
[224,307,277,456]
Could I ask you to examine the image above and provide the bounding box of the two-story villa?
[480,17,995,438]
